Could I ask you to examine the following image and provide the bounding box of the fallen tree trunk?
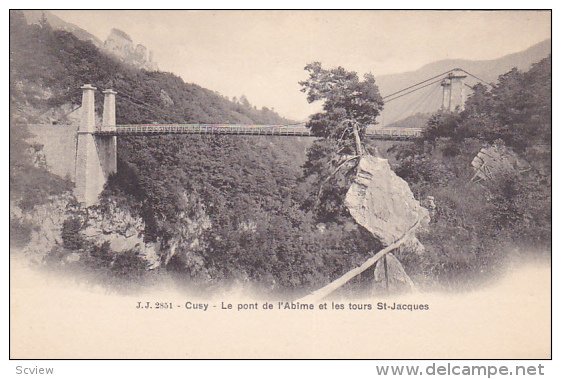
[298,154,429,301]
[297,217,421,302]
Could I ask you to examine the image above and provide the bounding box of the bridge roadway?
[92,124,423,140]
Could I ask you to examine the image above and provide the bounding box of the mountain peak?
[103,28,158,71]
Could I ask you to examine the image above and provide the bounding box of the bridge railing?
[96,123,314,136]
[366,127,423,139]
[92,123,424,139]
[17,123,424,139]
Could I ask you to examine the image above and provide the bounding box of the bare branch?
[314,155,361,208]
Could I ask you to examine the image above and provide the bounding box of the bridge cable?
[392,84,430,118]
[423,80,443,111]
[458,69,493,87]
[111,87,162,111]
[117,91,168,117]
[32,89,82,121]
[51,104,82,124]
[116,87,308,127]
[114,89,165,113]
[405,80,441,116]
[118,94,159,113]
[384,77,445,104]
[384,80,440,126]
[382,69,455,100]
[409,81,438,114]
[118,94,166,117]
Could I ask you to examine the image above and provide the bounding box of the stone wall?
[26,124,79,181]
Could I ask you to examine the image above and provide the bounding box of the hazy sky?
[52,10,550,120]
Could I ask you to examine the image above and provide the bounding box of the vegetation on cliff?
[10,11,291,126]
[298,62,384,222]
[392,56,551,285]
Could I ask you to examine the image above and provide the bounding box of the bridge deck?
[92,124,423,140]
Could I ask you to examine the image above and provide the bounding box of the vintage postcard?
[9,9,551,359]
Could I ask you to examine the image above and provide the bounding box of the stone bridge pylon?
[75,84,117,206]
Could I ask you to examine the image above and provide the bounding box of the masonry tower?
[441,69,467,112]
[75,85,118,206]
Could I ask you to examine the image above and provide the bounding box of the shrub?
[61,217,86,250]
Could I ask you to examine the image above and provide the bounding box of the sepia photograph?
[8,9,552,360]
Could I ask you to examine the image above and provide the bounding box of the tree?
[239,95,251,108]
[299,62,384,221]
[39,12,49,29]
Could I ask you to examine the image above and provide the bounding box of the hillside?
[10,10,292,126]
[377,39,551,125]
[21,10,103,47]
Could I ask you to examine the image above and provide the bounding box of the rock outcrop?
[344,155,430,246]
[12,194,160,268]
[21,10,103,48]
[373,253,417,293]
[160,192,212,270]
[344,155,430,292]
[11,193,73,263]
[103,28,158,71]
[21,12,158,71]
[85,200,160,269]
[471,141,532,182]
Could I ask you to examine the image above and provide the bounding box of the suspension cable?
[116,86,307,126]
[118,94,164,117]
[382,69,454,100]
[384,77,444,104]
[459,69,493,86]
[114,88,164,113]
[407,80,441,115]
[51,104,81,124]
[117,91,166,116]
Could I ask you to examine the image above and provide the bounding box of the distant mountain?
[376,39,551,126]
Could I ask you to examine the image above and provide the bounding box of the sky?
[52,10,551,120]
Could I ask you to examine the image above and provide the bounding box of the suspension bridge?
[18,68,488,206]
[83,67,483,142]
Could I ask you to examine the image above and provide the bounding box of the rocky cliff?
[11,192,159,269]
[103,28,158,71]
[11,194,73,264]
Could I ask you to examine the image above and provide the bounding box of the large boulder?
[471,141,531,182]
[373,252,417,292]
[344,155,429,246]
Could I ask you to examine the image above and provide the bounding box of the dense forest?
[10,10,551,293]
